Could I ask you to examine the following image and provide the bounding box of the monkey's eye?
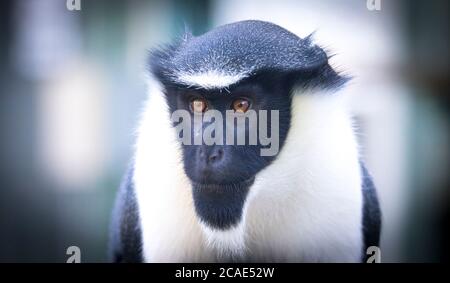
[190,98,208,113]
[232,98,250,113]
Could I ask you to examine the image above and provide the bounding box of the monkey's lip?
[191,176,255,189]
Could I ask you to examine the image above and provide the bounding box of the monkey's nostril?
[208,148,223,163]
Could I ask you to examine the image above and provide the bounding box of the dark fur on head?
[149,20,349,91]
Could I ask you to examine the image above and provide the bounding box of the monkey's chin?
[191,177,255,230]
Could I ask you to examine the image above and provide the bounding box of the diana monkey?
[109,20,381,263]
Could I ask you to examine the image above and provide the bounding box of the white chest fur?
[133,81,363,262]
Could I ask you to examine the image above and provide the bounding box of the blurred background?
[0,0,448,262]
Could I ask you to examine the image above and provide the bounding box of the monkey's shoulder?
[360,162,382,261]
[109,167,143,263]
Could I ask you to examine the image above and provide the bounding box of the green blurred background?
[0,0,448,262]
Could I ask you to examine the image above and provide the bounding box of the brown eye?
[191,98,208,113]
[232,98,250,113]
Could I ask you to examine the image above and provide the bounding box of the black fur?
[108,167,142,263]
[360,162,382,262]
[192,178,254,229]
[149,20,348,91]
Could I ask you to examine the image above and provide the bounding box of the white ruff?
[133,79,363,262]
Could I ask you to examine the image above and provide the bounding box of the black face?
[163,72,294,229]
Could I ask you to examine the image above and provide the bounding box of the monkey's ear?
[292,33,328,71]
[289,34,350,90]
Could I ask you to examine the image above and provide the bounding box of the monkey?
[109,20,381,263]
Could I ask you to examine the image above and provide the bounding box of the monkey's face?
[163,73,293,229]
[147,20,345,231]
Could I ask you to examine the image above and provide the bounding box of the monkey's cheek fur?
[191,177,255,230]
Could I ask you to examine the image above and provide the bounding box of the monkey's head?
[147,20,347,231]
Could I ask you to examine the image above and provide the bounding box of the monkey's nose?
[208,148,223,163]
[199,146,224,166]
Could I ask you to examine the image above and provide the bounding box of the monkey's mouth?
[191,176,255,187]
[191,177,255,230]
